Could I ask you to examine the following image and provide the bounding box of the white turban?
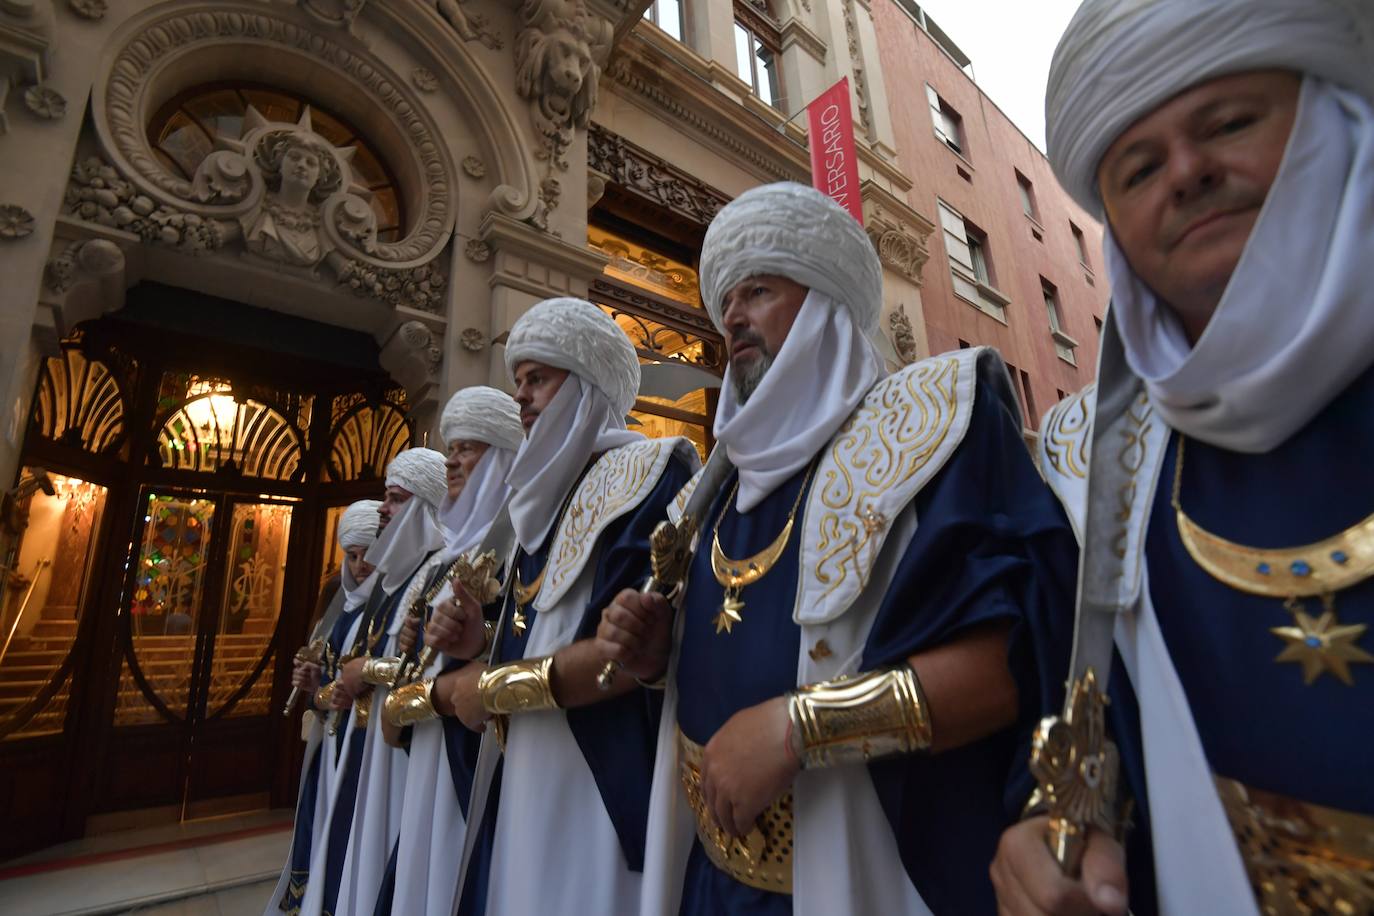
[337,499,382,611]
[699,182,881,337]
[1046,0,1374,216]
[337,499,381,551]
[437,387,521,561]
[384,447,448,510]
[440,386,523,452]
[504,297,640,419]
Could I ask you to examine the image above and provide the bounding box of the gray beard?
[731,351,774,405]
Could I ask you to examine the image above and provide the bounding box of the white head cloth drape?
[437,386,523,560]
[366,447,447,594]
[337,498,381,612]
[699,182,886,511]
[504,298,642,551]
[1047,0,1374,453]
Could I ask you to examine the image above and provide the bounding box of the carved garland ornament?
[95,6,455,267]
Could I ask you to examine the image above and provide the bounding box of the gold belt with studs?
[1216,775,1374,915]
[677,729,792,894]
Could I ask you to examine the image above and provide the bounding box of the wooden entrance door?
[100,488,300,817]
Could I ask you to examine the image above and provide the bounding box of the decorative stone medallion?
[0,205,36,240]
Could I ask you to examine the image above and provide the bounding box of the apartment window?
[1043,278,1079,366]
[734,3,782,109]
[642,0,683,41]
[1019,368,1038,423]
[1016,170,1039,220]
[926,85,966,156]
[938,200,1007,322]
[1004,360,1034,426]
[1070,222,1089,265]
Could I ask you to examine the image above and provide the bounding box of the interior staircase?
[0,611,278,737]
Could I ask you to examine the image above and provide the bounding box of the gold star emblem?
[512,608,528,637]
[1271,609,1374,686]
[714,594,744,635]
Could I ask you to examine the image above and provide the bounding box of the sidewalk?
[0,811,291,916]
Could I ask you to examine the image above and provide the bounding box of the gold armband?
[361,656,402,686]
[315,682,336,710]
[786,664,933,769]
[385,678,440,727]
[478,655,558,716]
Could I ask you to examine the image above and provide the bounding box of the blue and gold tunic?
[676,360,1078,915]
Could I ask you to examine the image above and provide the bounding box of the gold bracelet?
[786,664,933,769]
[361,656,402,686]
[478,655,558,716]
[385,678,440,727]
[314,682,335,710]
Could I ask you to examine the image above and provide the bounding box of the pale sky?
[913,0,1082,152]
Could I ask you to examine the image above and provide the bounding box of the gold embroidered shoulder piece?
[1038,385,1095,541]
[535,437,691,612]
[795,350,977,625]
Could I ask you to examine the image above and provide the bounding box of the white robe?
[296,611,369,916]
[481,551,642,915]
[387,650,470,916]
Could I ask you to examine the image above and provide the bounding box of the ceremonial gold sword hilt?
[597,518,694,690]
[1028,667,1121,876]
[282,637,327,717]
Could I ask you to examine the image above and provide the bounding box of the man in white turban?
[425,297,700,915]
[595,182,1078,914]
[368,386,523,916]
[305,447,447,916]
[991,2,1374,914]
[268,499,380,915]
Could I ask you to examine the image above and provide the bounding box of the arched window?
[147,83,405,242]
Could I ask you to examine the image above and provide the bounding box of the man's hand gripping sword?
[596,517,696,689]
[282,638,326,716]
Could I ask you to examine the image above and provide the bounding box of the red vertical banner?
[806,77,864,225]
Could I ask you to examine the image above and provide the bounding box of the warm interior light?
[184,380,239,446]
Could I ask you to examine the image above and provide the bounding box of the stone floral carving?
[65,158,231,252]
[412,67,439,92]
[464,239,491,262]
[436,0,505,50]
[0,205,36,240]
[45,239,124,294]
[888,306,919,365]
[865,202,932,285]
[397,320,443,375]
[460,328,486,351]
[338,260,448,315]
[67,0,106,20]
[461,156,486,179]
[515,0,613,171]
[24,85,66,120]
[842,0,872,132]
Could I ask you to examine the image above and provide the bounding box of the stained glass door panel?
[115,491,216,725]
[207,500,292,719]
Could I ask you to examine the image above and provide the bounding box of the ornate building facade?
[0,0,1098,856]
